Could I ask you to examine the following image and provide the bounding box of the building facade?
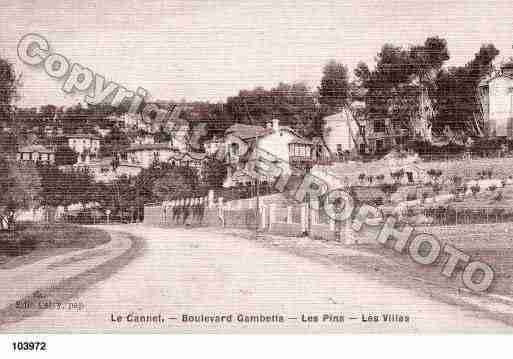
[17,144,55,165]
[479,64,513,137]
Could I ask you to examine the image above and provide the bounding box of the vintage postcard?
[2,0,513,344]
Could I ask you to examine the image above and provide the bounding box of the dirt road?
[3,225,511,333]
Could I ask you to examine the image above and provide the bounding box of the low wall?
[310,224,334,241]
[269,222,302,236]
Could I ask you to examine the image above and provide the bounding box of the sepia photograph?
[2,0,513,354]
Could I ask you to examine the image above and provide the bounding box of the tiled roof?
[126,143,176,152]
[63,133,101,140]
[168,151,208,161]
[225,124,273,140]
[18,144,54,153]
[289,137,313,145]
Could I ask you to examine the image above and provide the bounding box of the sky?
[1,0,513,108]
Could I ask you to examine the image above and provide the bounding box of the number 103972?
[12,342,47,351]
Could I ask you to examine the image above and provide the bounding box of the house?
[55,132,101,162]
[222,119,330,187]
[322,106,364,158]
[479,63,513,137]
[17,144,55,165]
[365,117,410,154]
[123,143,178,168]
[74,156,143,182]
[204,136,222,155]
[167,151,209,176]
[164,118,190,152]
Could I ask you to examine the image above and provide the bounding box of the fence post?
[208,190,215,208]
[217,197,225,227]
[268,203,276,230]
[344,218,356,245]
[300,203,307,233]
[260,205,267,230]
[286,206,293,224]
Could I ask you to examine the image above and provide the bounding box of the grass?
[0,232,145,329]
[218,225,513,326]
[0,222,111,269]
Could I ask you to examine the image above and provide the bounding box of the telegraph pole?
[254,134,260,240]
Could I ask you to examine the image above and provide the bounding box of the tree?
[54,146,78,166]
[152,166,199,201]
[318,60,350,109]
[0,156,41,228]
[433,44,499,134]
[202,159,227,189]
[225,82,319,136]
[0,57,19,123]
[356,37,450,139]
[100,125,131,157]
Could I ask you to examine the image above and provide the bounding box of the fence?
[143,191,377,245]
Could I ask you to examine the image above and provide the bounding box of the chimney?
[272,118,280,132]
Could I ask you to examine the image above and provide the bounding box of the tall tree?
[356,37,450,139]
[0,157,41,228]
[433,44,499,134]
[225,82,318,136]
[0,57,18,124]
[318,60,350,109]
[152,166,199,201]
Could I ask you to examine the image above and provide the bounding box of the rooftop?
[18,144,54,153]
[225,123,273,140]
[126,143,177,152]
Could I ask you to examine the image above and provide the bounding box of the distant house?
[74,156,143,182]
[17,144,55,165]
[203,136,222,155]
[55,132,101,163]
[322,106,364,158]
[479,63,513,137]
[124,143,178,168]
[121,142,207,176]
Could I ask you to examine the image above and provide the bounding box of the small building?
[322,106,364,158]
[124,143,179,168]
[55,132,101,162]
[74,156,143,182]
[479,63,513,137]
[17,144,55,165]
[204,136,222,155]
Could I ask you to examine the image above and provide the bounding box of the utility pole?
[254,134,260,240]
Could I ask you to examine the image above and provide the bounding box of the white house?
[222,119,329,187]
[322,105,363,158]
[56,133,101,163]
[124,143,179,168]
[479,63,513,137]
[17,144,55,165]
[74,156,143,182]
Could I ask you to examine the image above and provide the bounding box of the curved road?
[3,225,512,333]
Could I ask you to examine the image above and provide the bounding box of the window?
[336,144,343,153]
[374,120,386,133]
[231,143,239,156]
